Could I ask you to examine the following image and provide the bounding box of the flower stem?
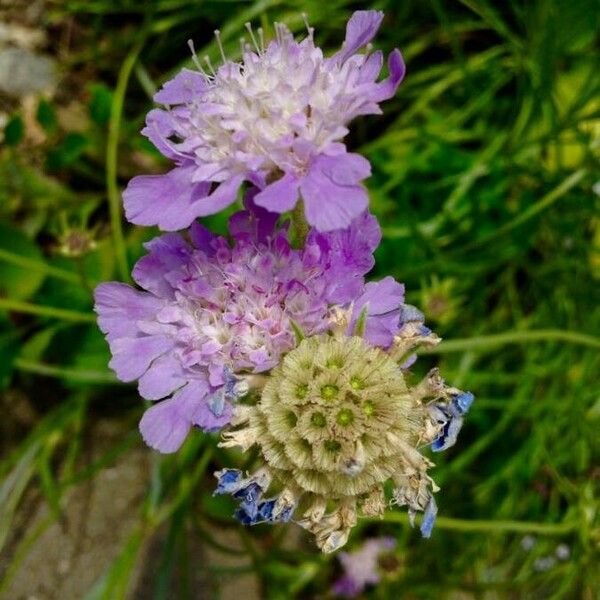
[14,359,119,384]
[379,512,576,535]
[458,168,586,252]
[0,248,80,284]
[0,298,96,323]
[106,38,146,282]
[421,329,600,354]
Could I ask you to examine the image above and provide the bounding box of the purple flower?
[95,197,398,453]
[349,277,405,348]
[332,537,396,597]
[123,11,405,232]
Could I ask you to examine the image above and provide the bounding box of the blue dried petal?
[257,499,277,522]
[233,481,263,501]
[431,415,464,452]
[233,482,264,520]
[400,304,424,323]
[430,390,474,452]
[207,368,246,417]
[420,496,438,538]
[240,498,260,519]
[429,404,449,424]
[207,387,226,416]
[276,503,295,523]
[234,505,259,526]
[214,469,243,494]
[453,391,474,414]
[222,367,237,395]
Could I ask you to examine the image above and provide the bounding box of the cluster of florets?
[123,10,404,232]
[96,198,391,452]
[95,9,474,554]
[333,537,397,597]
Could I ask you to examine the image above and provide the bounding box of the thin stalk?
[421,329,600,354]
[0,248,80,284]
[106,38,146,282]
[0,513,55,596]
[457,169,586,253]
[0,298,96,323]
[14,359,119,384]
[379,512,577,535]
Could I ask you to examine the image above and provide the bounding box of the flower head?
[94,196,410,453]
[214,320,473,552]
[123,11,405,232]
[333,537,396,597]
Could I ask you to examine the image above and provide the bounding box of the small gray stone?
[0,47,56,97]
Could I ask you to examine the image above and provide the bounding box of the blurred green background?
[0,1,598,598]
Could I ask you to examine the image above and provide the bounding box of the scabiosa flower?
[332,537,396,598]
[94,194,413,453]
[123,10,405,232]
[214,312,473,553]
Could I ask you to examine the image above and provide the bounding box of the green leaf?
[4,115,24,146]
[67,326,111,376]
[36,99,58,134]
[353,306,368,338]
[0,442,40,553]
[0,222,45,300]
[289,319,306,344]
[46,133,89,171]
[0,318,19,389]
[19,324,65,361]
[88,83,113,126]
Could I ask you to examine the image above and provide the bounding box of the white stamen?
[204,55,216,77]
[187,39,207,75]
[274,21,282,45]
[245,22,260,53]
[302,13,314,40]
[257,27,265,53]
[214,29,227,64]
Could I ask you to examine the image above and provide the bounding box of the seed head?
[217,332,473,552]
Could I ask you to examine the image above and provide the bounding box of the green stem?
[421,329,600,354]
[458,169,586,252]
[0,298,96,323]
[291,201,309,248]
[107,38,146,282]
[14,359,119,384]
[152,446,214,525]
[379,512,576,535]
[0,248,80,284]
[0,513,55,596]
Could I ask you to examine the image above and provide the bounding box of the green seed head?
[336,408,354,426]
[296,384,308,399]
[311,412,327,427]
[321,384,339,400]
[249,335,419,498]
[362,400,375,416]
[219,329,470,554]
[350,376,364,390]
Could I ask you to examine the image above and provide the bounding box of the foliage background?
[0,0,598,598]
